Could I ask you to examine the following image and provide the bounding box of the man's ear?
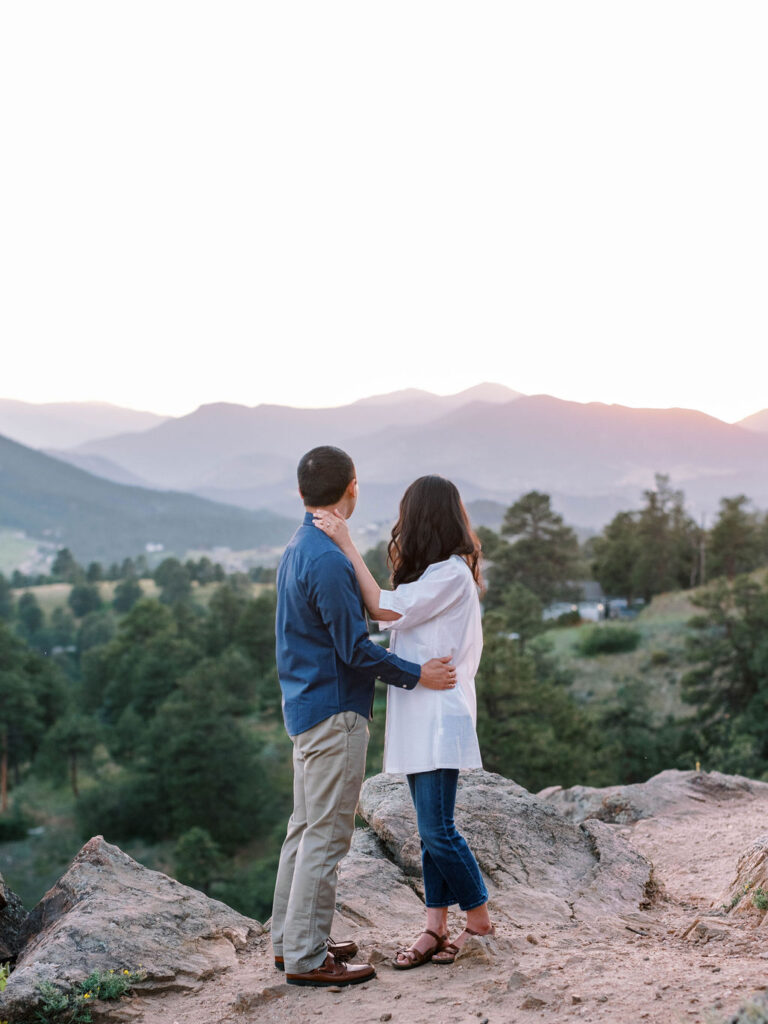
[346,478,358,498]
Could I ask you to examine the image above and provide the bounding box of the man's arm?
[309,550,455,691]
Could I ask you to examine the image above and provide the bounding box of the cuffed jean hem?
[424,891,488,911]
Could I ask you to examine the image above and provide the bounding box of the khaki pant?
[271,711,369,973]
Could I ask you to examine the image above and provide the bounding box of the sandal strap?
[395,929,446,962]
[437,942,459,955]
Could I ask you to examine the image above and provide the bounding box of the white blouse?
[378,554,483,775]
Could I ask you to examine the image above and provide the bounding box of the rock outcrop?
[538,768,767,824]
[352,770,653,929]
[6,769,768,1024]
[0,870,27,960]
[0,836,262,1022]
[718,833,768,925]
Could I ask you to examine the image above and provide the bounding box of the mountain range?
[4,384,768,564]
[57,386,768,527]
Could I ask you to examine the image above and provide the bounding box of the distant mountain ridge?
[737,408,768,433]
[0,399,168,449]
[0,433,294,563]
[58,386,768,530]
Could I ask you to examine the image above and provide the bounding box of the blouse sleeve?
[378,560,470,630]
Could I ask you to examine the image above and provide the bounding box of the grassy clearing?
[544,588,697,719]
[10,579,272,615]
[0,529,40,574]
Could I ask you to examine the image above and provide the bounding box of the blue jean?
[406,769,489,911]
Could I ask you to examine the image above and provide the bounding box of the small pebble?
[394,993,402,1000]
[380,1015,392,1022]
[525,934,538,945]
[327,985,342,992]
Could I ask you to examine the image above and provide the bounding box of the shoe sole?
[286,971,376,987]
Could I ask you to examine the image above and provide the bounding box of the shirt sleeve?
[308,550,421,689]
[378,560,469,630]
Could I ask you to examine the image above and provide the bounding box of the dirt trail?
[129,790,768,1024]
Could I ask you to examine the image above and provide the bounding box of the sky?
[2,2,767,423]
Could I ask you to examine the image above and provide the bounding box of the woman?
[313,475,493,969]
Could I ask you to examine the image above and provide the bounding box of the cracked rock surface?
[6,770,768,1024]
[0,836,262,1022]
[354,770,653,930]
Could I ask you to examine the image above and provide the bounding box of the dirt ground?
[127,790,768,1024]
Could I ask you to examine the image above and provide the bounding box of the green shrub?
[0,806,32,841]
[649,649,671,666]
[577,625,641,656]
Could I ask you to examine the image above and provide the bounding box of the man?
[271,446,456,987]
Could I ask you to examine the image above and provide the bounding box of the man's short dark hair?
[298,446,356,507]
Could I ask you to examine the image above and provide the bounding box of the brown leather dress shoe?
[286,953,375,987]
[274,937,359,971]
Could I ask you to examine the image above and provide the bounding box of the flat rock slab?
[358,770,653,929]
[539,769,768,824]
[0,835,262,1022]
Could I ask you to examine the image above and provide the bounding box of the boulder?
[538,769,766,824]
[335,828,429,958]
[0,870,27,960]
[718,833,768,926]
[357,770,653,929]
[0,836,262,1022]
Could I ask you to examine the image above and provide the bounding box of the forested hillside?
[0,434,294,563]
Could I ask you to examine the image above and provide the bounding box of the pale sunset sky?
[1,2,766,422]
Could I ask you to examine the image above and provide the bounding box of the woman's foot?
[431,923,495,965]
[393,929,447,970]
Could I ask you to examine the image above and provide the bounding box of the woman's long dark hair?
[388,476,484,590]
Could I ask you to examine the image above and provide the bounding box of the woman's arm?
[313,510,401,621]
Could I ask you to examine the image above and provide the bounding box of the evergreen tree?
[0,623,47,810]
[38,711,97,796]
[708,495,764,580]
[475,614,599,790]
[147,672,264,848]
[113,577,143,614]
[0,573,13,621]
[16,591,43,638]
[154,558,192,605]
[86,562,104,583]
[682,573,768,774]
[591,511,641,599]
[490,491,580,607]
[52,548,81,582]
[68,583,103,618]
[492,582,543,651]
[174,827,223,893]
[633,475,700,601]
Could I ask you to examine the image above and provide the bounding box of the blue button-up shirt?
[276,512,421,736]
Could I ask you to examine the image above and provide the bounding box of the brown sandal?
[431,924,495,965]
[392,929,447,970]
